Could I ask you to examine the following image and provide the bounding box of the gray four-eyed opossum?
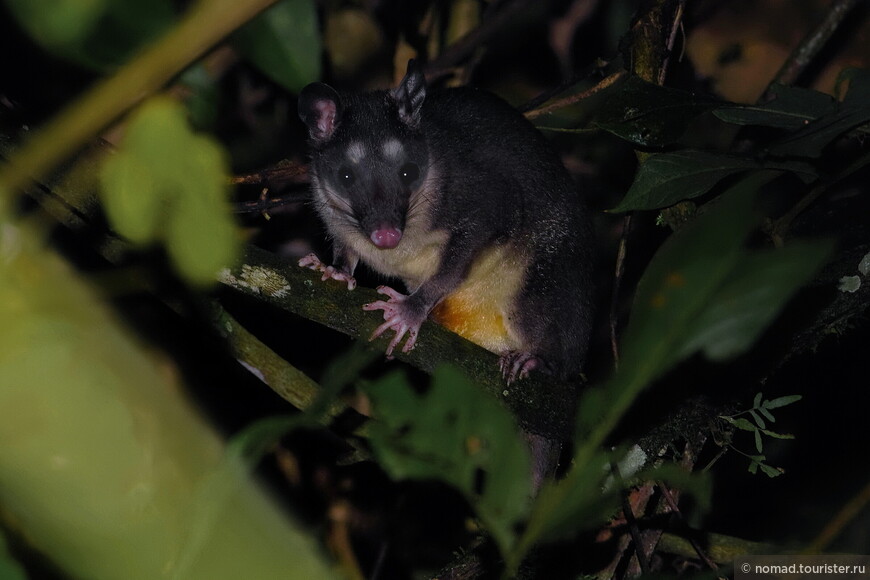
[298,59,594,383]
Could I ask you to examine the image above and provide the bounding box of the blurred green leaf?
[99,151,159,244]
[522,450,619,545]
[562,172,824,521]
[4,0,106,47]
[100,97,240,287]
[363,365,531,554]
[179,65,221,130]
[713,84,837,130]
[614,174,763,381]
[234,0,322,92]
[6,0,175,70]
[0,218,338,580]
[593,76,717,147]
[674,241,833,361]
[0,534,27,580]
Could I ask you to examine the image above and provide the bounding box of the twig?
[609,215,631,368]
[658,0,687,86]
[805,478,870,553]
[611,461,651,575]
[210,303,347,419]
[523,70,626,120]
[763,0,864,99]
[425,0,535,78]
[657,482,719,572]
[229,160,309,185]
[768,148,870,245]
[232,190,308,214]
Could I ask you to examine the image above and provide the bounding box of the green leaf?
[770,107,870,158]
[749,409,766,430]
[98,151,159,244]
[593,76,718,147]
[5,0,106,48]
[614,174,763,382]
[754,428,763,453]
[0,534,27,580]
[713,84,837,130]
[759,406,776,423]
[674,241,833,361]
[6,0,175,70]
[234,0,322,93]
[165,176,239,287]
[760,429,795,440]
[753,392,763,409]
[759,463,784,478]
[522,450,620,546]
[725,417,758,432]
[100,98,240,287]
[612,150,760,212]
[363,365,532,555]
[763,395,802,409]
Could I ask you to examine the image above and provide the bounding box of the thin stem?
[524,70,626,120]
[805,479,870,553]
[762,0,863,99]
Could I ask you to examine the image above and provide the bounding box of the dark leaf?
[593,76,718,147]
[713,84,836,130]
[611,150,760,212]
[234,0,322,93]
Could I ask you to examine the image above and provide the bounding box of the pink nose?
[370,227,402,249]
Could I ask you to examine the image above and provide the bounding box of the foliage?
[0,0,867,578]
[718,393,803,478]
[363,366,532,555]
[0,218,339,579]
[99,97,240,286]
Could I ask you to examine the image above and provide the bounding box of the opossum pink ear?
[391,59,427,128]
[298,82,342,143]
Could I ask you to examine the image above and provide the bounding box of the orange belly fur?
[429,244,528,354]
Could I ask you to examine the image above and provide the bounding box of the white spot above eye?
[346,142,366,164]
[382,138,404,159]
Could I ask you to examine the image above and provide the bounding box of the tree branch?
[763,0,864,99]
[218,246,580,441]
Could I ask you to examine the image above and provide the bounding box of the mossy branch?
[219,246,580,441]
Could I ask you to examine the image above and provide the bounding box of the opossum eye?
[399,162,420,185]
[338,166,355,186]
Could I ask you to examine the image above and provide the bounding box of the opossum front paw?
[298,253,356,290]
[499,351,544,384]
[363,286,426,357]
